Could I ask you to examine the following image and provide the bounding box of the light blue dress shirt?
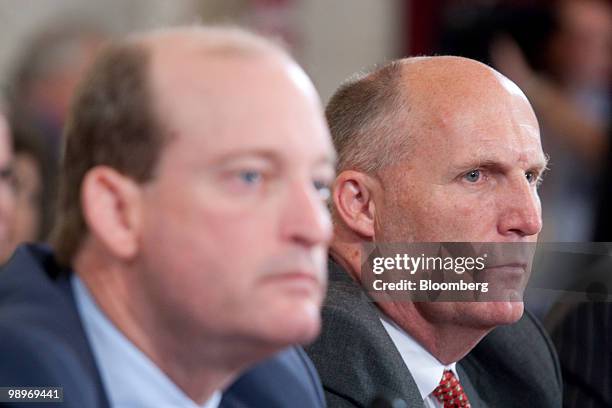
[72,275,222,408]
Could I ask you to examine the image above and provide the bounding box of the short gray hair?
[325,60,411,174]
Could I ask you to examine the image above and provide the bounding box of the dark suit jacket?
[306,260,562,408]
[0,244,325,408]
[551,302,612,408]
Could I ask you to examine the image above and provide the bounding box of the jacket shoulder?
[463,310,562,407]
[0,316,108,407]
[306,263,423,408]
[0,245,109,408]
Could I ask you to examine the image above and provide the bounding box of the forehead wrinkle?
[419,95,540,165]
[450,138,546,170]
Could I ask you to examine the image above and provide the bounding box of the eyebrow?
[450,155,550,173]
[539,154,551,173]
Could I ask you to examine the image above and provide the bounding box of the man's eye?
[239,170,262,185]
[0,167,15,191]
[525,171,537,184]
[313,180,331,201]
[0,167,12,181]
[464,169,481,183]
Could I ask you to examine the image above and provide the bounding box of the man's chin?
[251,302,322,348]
[474,301,524,327]
[276,302,322,345]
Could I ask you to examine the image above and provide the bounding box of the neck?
[330,235,490,365]
[73,246,260,404]
[377,301,490,364]
[329,228,366,282]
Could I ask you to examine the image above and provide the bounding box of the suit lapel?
[307,260,424,407]
[456,363,487,408]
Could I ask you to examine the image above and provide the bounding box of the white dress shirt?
[72,275,222,408]
[380,315,460,408]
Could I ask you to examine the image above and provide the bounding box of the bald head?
[327,56,538,175]
[136,27,320,142]
[399,56,533,114]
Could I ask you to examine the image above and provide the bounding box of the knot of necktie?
[432,369,471,408]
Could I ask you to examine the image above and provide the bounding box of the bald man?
[306,57,562,407]
[0,26,333,408]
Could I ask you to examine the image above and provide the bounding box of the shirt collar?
[72,274,222,408]
[379,314,459,401]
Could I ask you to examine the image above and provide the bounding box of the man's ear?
[81,166,143,260]
[333,170,378,239]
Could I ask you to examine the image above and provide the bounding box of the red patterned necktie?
[432,369,471,408]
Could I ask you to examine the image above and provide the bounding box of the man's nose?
[497,176,542,238]
[280,179,333,248]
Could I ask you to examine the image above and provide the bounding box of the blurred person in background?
[6,22,107,244]
[8,122,46,248]
[0,25,334,408]
[7,22,107,158]
[546,0,610,126]
[0,110,15,264]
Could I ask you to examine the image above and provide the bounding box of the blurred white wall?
[0,0,405,103]
[0,0,199,87]
[296,0,405,102]
[195,0,406,102]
